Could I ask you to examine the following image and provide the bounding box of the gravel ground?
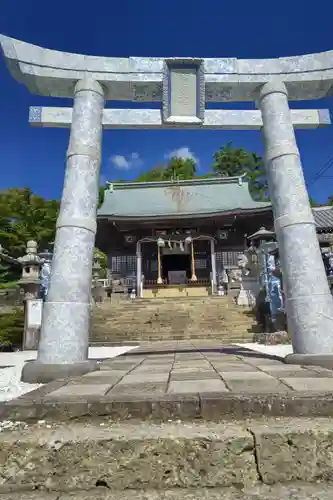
[0,345,139,402]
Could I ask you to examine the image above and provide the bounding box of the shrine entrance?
[162,253,191,284]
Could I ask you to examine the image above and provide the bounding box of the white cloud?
[110,152,142,170]
[165,146,198,164]
[111,155,129,169]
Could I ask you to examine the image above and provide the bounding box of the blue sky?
[1,0,333,202]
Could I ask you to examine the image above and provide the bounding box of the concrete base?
[21,360,100,384]
[285,354,333,370]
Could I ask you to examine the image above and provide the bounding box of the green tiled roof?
[98,177,271,219]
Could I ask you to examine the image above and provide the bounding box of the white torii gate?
[1,34,333,382]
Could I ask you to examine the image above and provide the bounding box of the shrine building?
[96,176,274,297]
[96,176,333,298]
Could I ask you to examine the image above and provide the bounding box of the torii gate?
[1,34,333,382]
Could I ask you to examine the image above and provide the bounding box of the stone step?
[94,312,254,318]
[99,300,247,308]
[92,330,255,335]
[91,331,256,338]
[92,316,256,323]
[94,308,253,314]
[94,311,252,317]
[94,321,255,326]
[91,295,257,344]
[89,339,252,346]
[92,324,256,331]
[91,338,255,344]
[92,327,256,333]
[5,484,333,499]
[97,302,249,309]
[1,419,333,493]
[93,310,255,318]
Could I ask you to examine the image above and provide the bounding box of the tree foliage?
[0,308,24,346]
[0,187,59,258]
[0,188,60,282]
[0,187,108,285]
[212,141,249,177]
[134,157,197,183]
[211,142,268,201]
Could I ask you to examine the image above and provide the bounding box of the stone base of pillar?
[284,354,333,371]
[21,360,100,384]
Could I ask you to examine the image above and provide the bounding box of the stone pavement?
[3,341,333,421]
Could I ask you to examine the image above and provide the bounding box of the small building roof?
[312,206,333,230]
[98,177,271,220]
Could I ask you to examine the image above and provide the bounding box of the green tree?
[211,142,269,201]
[0,188,59,283]
[212,141,249,177]
[134,157,197,183]
[134,164,166,182]
[245,153,269,201]
[163,157,196,181]
[0,188,59,258]
[99,185,107,207]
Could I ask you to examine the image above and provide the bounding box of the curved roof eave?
[1,35,333,100]
[97,206,273,221]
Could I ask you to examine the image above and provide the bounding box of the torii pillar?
[23,78,105,382]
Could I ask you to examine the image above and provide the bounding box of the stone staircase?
[90,296,259,344]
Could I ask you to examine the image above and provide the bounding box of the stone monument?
[1,35,333,380]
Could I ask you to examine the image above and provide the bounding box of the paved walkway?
[72,343,333,395]
[2,341,333,421]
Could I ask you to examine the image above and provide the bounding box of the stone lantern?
[18,241,43,299]
[247,227,277,266]
[246,227,277,300]
[18,241,43,350]
[247,228,287,338]
[92,254,102,282]
[91,253,105,303]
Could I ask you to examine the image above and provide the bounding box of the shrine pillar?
[210,238,217,293]
[190,240,197,282]
[136,241,143,297]
[157,238,164,284]
[259,81,333,358]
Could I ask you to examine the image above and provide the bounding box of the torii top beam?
[1,35,333,102]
